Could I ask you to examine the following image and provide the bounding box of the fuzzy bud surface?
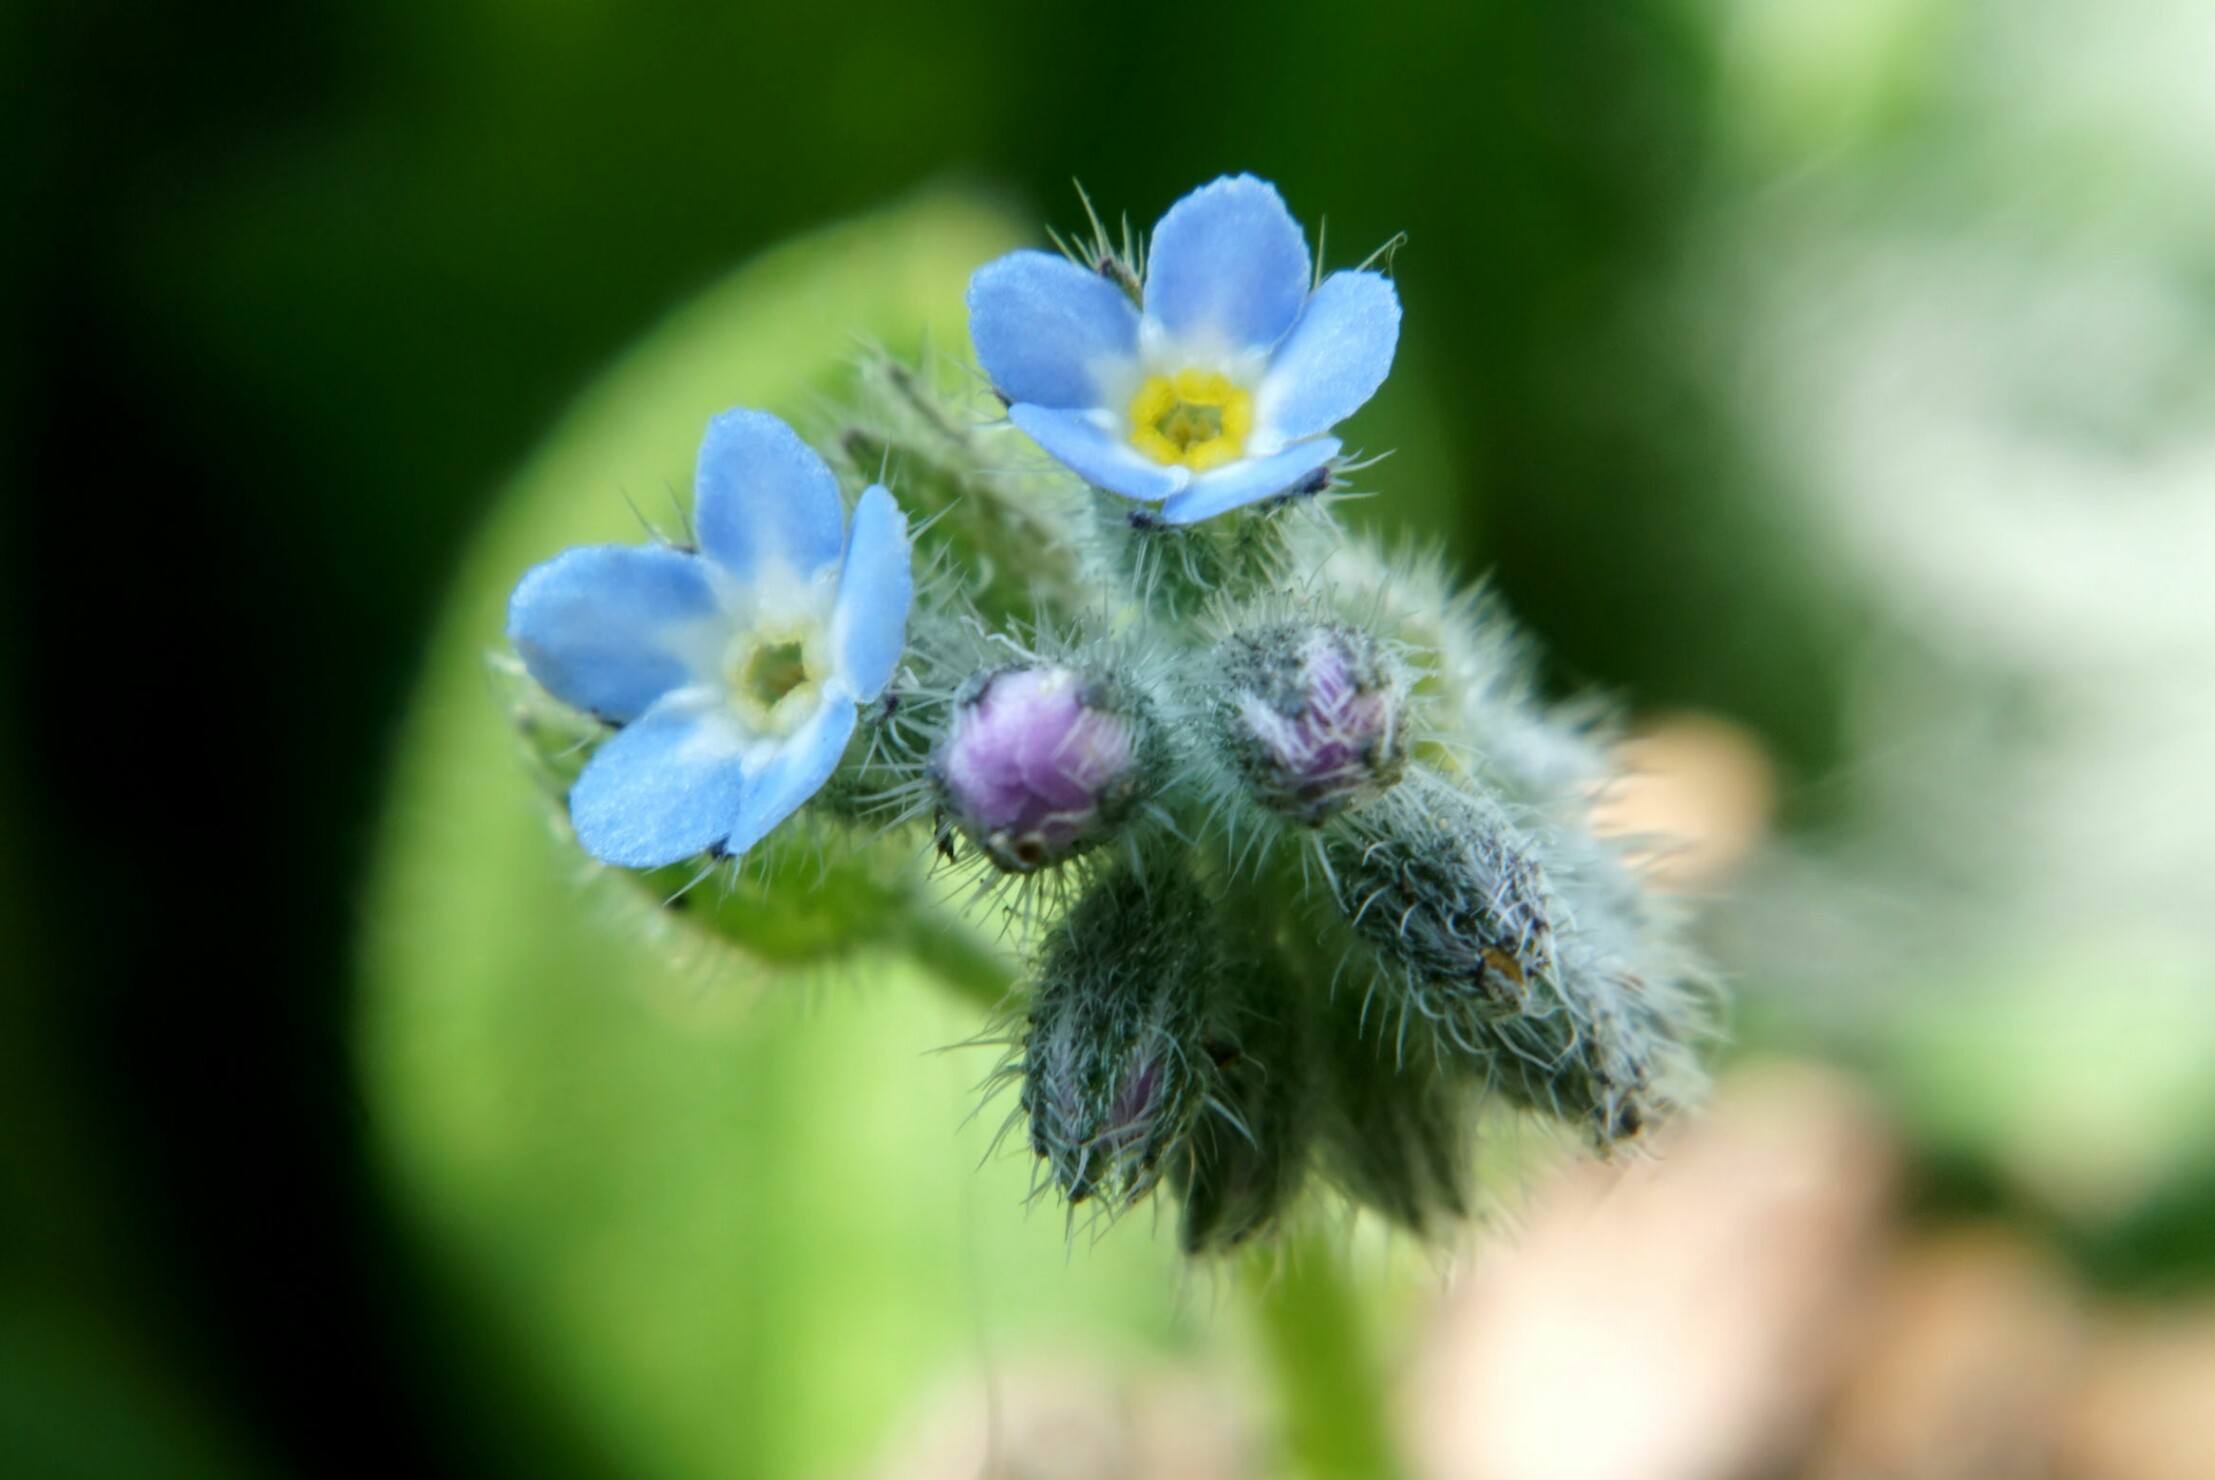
[1017,866,1213,1209]
[931,664,1149,872]
[1216,623,1407,825]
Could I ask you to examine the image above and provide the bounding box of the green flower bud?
[1018,864,1214,1211]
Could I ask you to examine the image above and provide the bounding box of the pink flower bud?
[930,664,1150,872]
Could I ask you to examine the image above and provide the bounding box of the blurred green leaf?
[1877,951,2215,1229]
[358,193,1211,1480]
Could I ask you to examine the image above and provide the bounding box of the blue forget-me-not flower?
[967,174,1402,525]
[507,409,913,868]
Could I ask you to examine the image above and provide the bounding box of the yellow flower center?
[723,622,833,737]
[1127,369,1254,472]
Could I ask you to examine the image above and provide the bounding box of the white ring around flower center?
[722,618,834,737]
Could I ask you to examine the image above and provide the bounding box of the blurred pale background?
[5,0,2212,1476]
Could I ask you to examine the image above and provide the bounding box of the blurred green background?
[6,0,2213,1475]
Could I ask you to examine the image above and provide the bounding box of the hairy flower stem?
[1100,494,1312,626]
[894,917,1023,1011]
[1244,1231,1410,1480]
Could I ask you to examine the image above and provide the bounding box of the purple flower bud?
[1101,1053,1168,1154]
[1034,1047,1171,1206]
[930,664,1151,872]
[1217,624,1408,824]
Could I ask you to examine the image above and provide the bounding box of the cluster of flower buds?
[502,174,1711,1257]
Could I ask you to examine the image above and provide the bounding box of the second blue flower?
[967,174,1402,525]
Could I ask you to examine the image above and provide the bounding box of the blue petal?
[694,409,845,583]
[1143,175,1312,352]
[507,545,725,722]
[967,250,1140,410]
[1258,271,1402,442]
[1159,438,1340,526]
[568,699,750,868]
[831,484,912,701]
[1008,404,1185,502]
[723,697,858,857]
